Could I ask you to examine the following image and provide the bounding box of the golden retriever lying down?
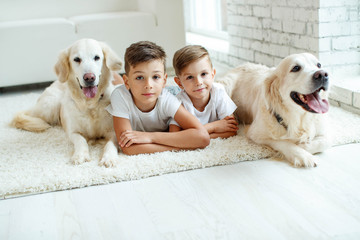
[217,53,331,167]
[12,39,122,167]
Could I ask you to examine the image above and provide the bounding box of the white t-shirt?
[106,84,181,132]
[170,82,237,126]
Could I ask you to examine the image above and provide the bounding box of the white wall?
[318,0,360,78]
[225,0,319,67]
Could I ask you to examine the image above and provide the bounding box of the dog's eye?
[94,56,100,61]
[291,65,301,72]
[74,57,81,63]
[317,63,321,68]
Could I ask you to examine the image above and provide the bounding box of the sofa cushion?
[0,0,137,21]
[0,18,77,87]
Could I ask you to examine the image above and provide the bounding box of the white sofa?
[0,0,185,87]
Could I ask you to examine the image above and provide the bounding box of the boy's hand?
[119,130,153,148]
[206,115,238,134]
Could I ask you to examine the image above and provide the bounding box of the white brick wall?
[319,23,351,37]
[225,0,321,67]
[287,0,319,8]
[332,36,360,51]
[253,6,270,18]
[318,0,360,79]
[271,7,294,20]
[319,7,348,22]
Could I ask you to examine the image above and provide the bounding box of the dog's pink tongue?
[82,86,98,98]
[306,92,329,113]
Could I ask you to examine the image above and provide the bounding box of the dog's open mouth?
[290,88,329,113]
[77,78,98,98]
[80,85,98,99]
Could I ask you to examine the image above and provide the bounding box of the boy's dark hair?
[124,41,166,74]
[173,45,212,76]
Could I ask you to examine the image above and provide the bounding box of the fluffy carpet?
[1,92,360,199]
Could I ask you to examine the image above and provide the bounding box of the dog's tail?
[11,111,51,132]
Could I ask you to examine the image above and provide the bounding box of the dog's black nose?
[312,70,329,90]
[313,70,328,83]
[83,73,96,84]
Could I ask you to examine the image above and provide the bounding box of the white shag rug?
[1,92,360,199]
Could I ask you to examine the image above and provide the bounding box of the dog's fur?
[12,39,122,167]
[217,53,331,167]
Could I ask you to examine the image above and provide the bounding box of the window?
[185,0,228,40]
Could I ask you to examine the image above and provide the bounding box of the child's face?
[175,57,215,103]
[124,59,167,112]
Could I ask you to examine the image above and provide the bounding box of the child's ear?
[163,73,168,87]
[123,75,130,90]
[174,76,184,89]
[212,68,216,78]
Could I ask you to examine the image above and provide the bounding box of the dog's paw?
[292,152,318,168]
[99,155,118,168]
[71,151,91,165]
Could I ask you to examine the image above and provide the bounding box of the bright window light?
[186,0,228,40]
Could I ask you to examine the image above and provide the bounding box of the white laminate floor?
[1,143,360,240]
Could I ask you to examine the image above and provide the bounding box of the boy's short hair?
[124,41,166,74]
[173,45,212,76]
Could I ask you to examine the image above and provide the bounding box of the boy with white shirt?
[170,45,238,139]
[106,41,209,155]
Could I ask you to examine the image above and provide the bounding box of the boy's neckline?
[188,91,212,112]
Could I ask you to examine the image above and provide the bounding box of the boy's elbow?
[198,129,210,148]
[121,147,130,155]
[120,146,137,156]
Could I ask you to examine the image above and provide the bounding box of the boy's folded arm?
[121,131,207,155]
[209,131,237,139]
[169,124,181,132]
[205,116,238,134]
[204,121,217,134]
[121,143,180,155]
[113,113,209,155]
[150,129,209,149]
[138,106,210,149]
[205,121,238,139]
[113,116,181,155]
[162,105,209,149]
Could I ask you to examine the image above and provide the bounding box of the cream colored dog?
[217,53,331,167]
[12,39,122,167]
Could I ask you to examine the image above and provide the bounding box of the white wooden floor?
[1,143,360,240]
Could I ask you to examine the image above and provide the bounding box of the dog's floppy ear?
[263,71,283,111]
[100,42,122,71]
[54,49,70,82]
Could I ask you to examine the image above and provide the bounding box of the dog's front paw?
[292,151,318,168]
[99,155,118,168]
[71,151,91,165]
